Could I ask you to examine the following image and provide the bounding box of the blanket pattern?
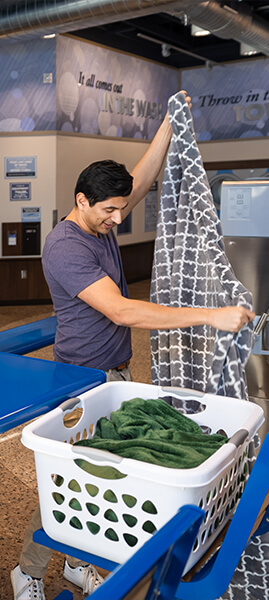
[150,92,253,399]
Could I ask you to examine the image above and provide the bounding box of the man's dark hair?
[74,160,133,206]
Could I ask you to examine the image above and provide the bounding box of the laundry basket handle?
[228,429,248,448]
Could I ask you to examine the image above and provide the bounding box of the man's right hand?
[209,306,255,332]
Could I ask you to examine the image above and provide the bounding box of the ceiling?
[70,1,269,69]
[0,1,269,70]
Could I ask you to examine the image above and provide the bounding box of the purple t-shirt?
[42,220,132,370]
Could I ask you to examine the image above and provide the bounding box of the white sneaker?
[10,565,45,600]
[63,560,104,594]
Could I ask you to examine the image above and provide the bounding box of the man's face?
[79,195,129,236]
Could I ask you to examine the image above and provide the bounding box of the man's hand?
[209,306,255,332]
[181,89,192,109]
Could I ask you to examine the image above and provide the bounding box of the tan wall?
[0,134,56,257]
[199,137,269,164]
[1,130,268,259]
[56,133,164,246]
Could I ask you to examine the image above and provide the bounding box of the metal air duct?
[0,0,268,58]
[177,1,269,56]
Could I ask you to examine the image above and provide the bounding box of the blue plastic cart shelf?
[0,352,106,433]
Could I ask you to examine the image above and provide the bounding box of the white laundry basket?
[22,381,264,573]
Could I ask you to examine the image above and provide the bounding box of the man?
[11,91,254,600]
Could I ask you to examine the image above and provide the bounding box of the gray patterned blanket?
[150,91,253,399]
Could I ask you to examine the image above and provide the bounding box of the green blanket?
[75,397,228,469]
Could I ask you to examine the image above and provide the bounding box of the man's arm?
[122,91,191,219]
[78,276,255,333]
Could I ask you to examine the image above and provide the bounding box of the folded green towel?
[75,397,227,469]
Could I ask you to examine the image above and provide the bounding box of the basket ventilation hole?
[230,468,234,481]
[212,487,217,500]
[70,516,83,529]
[222,492,227,506]
[198,498,204,509]
[85,484,99,497]
[68,479,81,492]
[104,509,118,522]
[103,489,118,503]
[217,498,222,511]
[204,511,209,524]
[206,491,212,505]
[208,524,213,538]
[63,407,83,428]
[214,517,220,530]
[53,510,66,523]
[76,432,81,442]
[105,528,119,542]
[89,424,94,435]
[141,501,157,515]
[142,521,156,534]
[86,522,100,535]
[219,479,224,493]
[201,530,207,544]
[224,475,229,488]
[70,437,74,445]
[52,474,64,487]
[86,503,100,516]
[83,428,88,440]
[52,493,65,505]
[192,538,199,552]
[122,494,137,508]
[123,534,138,547]
[123,514,137,528]
[210,505,215,518]
[69,498,82,511]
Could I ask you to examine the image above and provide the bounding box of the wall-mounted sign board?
[10,182,31,201]
[5,156,37,178]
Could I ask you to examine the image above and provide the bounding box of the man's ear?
[76,192,88,210]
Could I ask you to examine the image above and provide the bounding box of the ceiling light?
[191,25,210,37]
[43,33,56,39]
[240,42,259,56]
[161,43,171,58]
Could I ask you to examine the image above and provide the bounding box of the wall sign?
[5,156,37,178]
[181,59,269,141]
[21,207,41,222]
[10,182,31,201]
[57,36,178,140]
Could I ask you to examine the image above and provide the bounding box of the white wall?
[0,134,57,257]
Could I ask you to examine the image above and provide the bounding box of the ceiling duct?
[0,0,199,41]
[0,0,268,58]
[178,1,269,56]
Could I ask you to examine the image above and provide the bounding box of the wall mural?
[181,58,269,141]
[56,35,178,139]
[0,38,56,132]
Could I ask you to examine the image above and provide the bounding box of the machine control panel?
[220,180,269,237]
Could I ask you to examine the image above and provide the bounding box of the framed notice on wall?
[10,182,31,201]
[5,156,37,178]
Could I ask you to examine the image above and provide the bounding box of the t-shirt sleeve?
[45,238,106,298]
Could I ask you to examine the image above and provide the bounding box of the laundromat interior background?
[0,1,269,599]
